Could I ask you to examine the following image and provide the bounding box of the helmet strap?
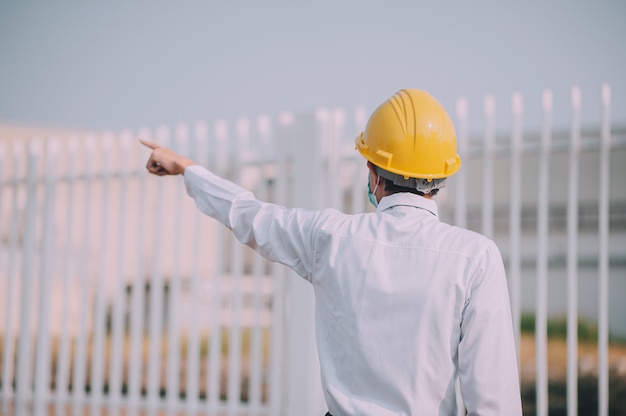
[374,166,447,193]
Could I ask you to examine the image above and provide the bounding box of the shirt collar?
[376,192,439,217]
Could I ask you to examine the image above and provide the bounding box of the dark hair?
[382,177,440,197]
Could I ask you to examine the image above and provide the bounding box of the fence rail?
[1,85,625,415]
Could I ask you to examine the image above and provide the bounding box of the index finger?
[140,139,159,150]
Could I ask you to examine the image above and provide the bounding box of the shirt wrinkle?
[464,240,495,303]
[183,165,522,416]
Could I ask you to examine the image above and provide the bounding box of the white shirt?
[184,165,522,416]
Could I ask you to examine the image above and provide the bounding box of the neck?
[381,190,433,200]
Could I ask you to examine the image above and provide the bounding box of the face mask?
[368,174,380,208]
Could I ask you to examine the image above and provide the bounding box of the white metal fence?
[1,85,625,415]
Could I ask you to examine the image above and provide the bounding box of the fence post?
[454,97,468,229]
[205,121,225,415]
[127,129,150,416]
[0,143,5,412]
[33,139,59,416]
[269,112,292,416]
[1,142,23,414]
[482,95,495,239]
[72,135,96,416]
[145,127,168,414]
[351,107,368,215]
[16,140,42,416]
[108,131,131,416]
[90,134,114,415]
[54,137,78,416]
[536,90,552,416]
[248,115,273,414]
[0,143,5,411]
[567,86,581,416]
[329,108,345,210]
[510,92,523,377]
[282,113,325,416]
[597,83,611,416]
[185,123,203,414]
[226,118,247,414]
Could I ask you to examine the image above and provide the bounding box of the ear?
[366,162,377,187]
[367,161,376,175]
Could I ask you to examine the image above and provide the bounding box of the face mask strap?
[372,174,380,195]
[368,173,381,208]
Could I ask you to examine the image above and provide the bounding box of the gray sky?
[1,1,625,134]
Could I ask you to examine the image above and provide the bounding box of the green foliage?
[520,313,599,342]
[521,371,626,415]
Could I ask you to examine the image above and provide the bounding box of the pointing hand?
[140,139,196,176]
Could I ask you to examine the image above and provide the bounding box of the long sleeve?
[183,165,320,280]
[458,241,523,415]
[183,166,524,414]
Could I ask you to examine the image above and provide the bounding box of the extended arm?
[141,140,320,279]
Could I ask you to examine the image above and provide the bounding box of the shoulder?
[315,208,366,230]
[435,221,501,261]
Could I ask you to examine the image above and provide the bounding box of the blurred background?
[1,1,626,416]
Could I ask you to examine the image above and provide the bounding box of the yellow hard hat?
[355,89,461,180]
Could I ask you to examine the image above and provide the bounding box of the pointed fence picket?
[0,85,625,416]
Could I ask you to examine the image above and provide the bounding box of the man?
[142,89,522,415]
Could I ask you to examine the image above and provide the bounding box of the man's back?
[145,87,523,416]
[183,164,522,416]
[310,193,521,415]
